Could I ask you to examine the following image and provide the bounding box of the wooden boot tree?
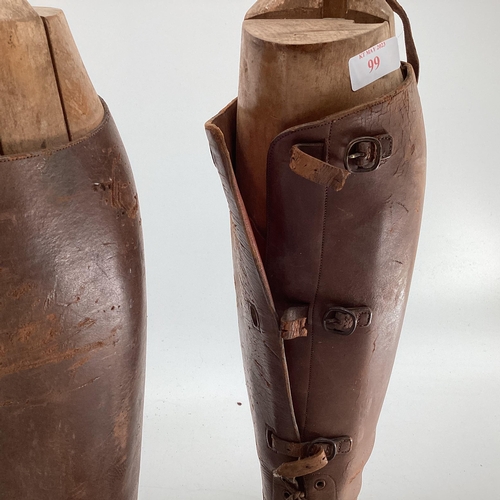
[0,0,103,155]
[236,0,404,239]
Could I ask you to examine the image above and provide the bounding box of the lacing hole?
[283,492,292,499]
[315,480,327,491]
[266,428,274,449]
[250,303,260,329]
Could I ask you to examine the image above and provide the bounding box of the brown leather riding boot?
[0,104,146,500]
[205,5,426,500]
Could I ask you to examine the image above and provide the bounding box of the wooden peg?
[236,0,403,240]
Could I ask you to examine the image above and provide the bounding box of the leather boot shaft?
[0,104,146,500]
[207,60,425,500]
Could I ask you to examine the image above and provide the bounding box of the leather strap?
[270,432,353,479]
[275,447,328,479]
[271,433,308,458]
[290,134,393,188]
[290,143,350,191]
[385,0,420,81]
[281,305,372,338]
[281,306,309,340]
[271,433,353,457]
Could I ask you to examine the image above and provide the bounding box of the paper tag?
[349,37,401,92]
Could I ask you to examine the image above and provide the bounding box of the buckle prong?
[345,136,383,173]
[306,438,339,461]
[348,152,367,160]
[323,307,358,336]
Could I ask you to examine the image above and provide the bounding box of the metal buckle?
[306,438,339,461]
[323,307,358,336]
[345,137,383,173]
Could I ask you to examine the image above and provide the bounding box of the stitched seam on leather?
[303,188,327,434]
[301,121,333,436]
[265,69,412,439]
[0,99,111,163]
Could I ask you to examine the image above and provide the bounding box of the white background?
[37,1,500,498]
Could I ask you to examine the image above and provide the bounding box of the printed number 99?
[368,56,381,73]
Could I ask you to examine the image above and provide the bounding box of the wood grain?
[0,0,67,154]
[246,0,393,21]
[0,0,104,155]
[236,0,403,238]
[36,7,104,142]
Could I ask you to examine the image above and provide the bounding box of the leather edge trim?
[205,109,301,441]
[205,106,276,316]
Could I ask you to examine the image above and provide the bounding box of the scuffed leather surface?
[206,104,301,500]
[0,104,146,500]
[207,62,425,500]
[266,63,425,499]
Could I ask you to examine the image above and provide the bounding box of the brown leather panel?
[266,63,426,499]
[0,104,146,500]
[206,60,425,499]
[206,104,301,482]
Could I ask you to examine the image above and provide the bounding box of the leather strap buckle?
[345,135,393,173]
[269,431,353,480]
[306,437,352,461]
[323,307,372,336]
[289,134,393,190]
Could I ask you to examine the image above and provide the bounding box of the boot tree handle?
[385,0,420,81]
